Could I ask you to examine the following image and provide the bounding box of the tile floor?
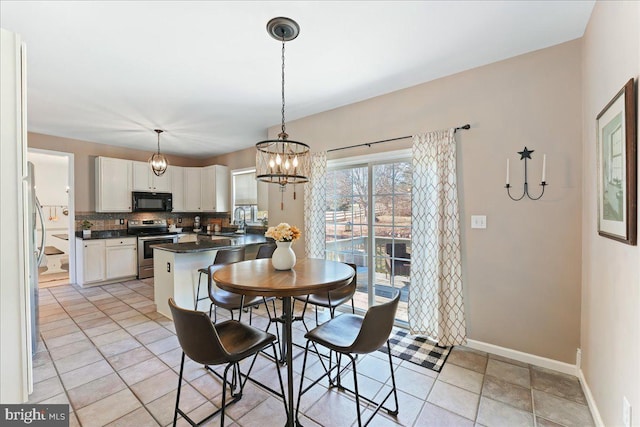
[30,279,594,427]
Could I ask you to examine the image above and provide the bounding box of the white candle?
[506,158,510,185]
[542,154,547,182]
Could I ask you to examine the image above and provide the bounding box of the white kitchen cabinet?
[95,157,132,212]
[76,237,138,286]
[184,167,202,211]
[171,165,185,212]
[201,165,229,212]
[105,238,137,279]
[76,239,105,285]
[132,161,172,192]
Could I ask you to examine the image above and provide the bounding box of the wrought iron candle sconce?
[505,146,547,201]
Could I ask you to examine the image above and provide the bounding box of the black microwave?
[132,192,173,212]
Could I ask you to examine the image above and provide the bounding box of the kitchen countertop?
[153,234,270,253]
[75,230,132,240]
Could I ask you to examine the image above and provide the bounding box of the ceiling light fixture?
[256,17,310,210]
[149,129,168,176]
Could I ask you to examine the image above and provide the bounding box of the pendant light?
[256,17,310,210]
[149,129,168,176]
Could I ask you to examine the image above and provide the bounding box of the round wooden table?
[213,258,355,427]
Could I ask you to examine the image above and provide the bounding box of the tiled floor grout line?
[46,284,161,425]
[46,281,213,426]
[83,281,266,426]
[37,281,595,427]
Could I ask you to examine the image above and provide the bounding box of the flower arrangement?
[81,220,93,230]
[265,223,301,242]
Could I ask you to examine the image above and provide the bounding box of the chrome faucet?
[234,207,246,233]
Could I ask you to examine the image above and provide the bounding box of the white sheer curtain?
[409,129,466,346]
[304,152,327,259]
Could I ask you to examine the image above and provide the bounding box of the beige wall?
[581,1,640,425]
[259,40,583,363]
[28,132,210,212]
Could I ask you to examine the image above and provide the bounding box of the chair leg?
[385,340,399,415]
[263,298,282,361]
[195,272,203,310]
[271,342,288,417]
[349,354,363,427]
[172,352,186,427]
[295,341,312,424]
[351,298,355,314]
[221,362,234,427]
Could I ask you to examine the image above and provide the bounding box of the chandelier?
[149,129,168,176]
[256,17,310,209]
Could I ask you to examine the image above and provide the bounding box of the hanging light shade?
[149,129,168,176]
[256,17,310,209]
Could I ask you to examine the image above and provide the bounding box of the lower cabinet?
[105,239,138,279]
[76,237,137,286]
[79,240,105,284]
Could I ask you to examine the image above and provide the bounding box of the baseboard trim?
[465,339,577,376]
[577,369,605,427]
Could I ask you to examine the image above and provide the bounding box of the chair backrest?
[209,247,246,293]
[350,292,400,354]
[256,243,276,259]
[213,246,246,265]
[169,298,229,365]
[386,243,408,258]
[328,262,357,301]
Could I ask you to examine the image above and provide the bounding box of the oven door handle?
[138,235,177,242]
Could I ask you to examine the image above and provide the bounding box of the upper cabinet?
[132,161,172,192]
[171,165,185,212]
[201,165,229,212]
[94,157,228,213]
[184,167,202,212]
[95,157,132,212]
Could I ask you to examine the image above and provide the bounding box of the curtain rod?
[326,124,471,153]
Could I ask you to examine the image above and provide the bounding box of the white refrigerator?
[26,161,45,354]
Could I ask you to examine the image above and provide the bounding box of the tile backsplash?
[74,212,230,232]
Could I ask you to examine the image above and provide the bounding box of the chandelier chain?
[281,39,286,137]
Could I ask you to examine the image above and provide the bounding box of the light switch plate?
[471,215,487,229]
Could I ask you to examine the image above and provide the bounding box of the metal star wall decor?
[518,147,534,160]
[506,146,547,201]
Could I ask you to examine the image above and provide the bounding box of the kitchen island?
[152,234,271,319]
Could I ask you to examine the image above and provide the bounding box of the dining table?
[213,257,355,427]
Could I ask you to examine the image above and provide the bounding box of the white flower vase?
[272,241,296,270]
[82,229,91,238]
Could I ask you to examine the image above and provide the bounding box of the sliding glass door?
[325,157,412,323]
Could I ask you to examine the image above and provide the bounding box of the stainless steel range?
[128,219,178,279]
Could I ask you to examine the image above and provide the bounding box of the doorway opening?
[28,149,75,288]
[326,150,412,323]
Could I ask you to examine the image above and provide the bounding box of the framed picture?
[596,78,637,245]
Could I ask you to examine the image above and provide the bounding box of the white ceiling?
[1,1,595,158]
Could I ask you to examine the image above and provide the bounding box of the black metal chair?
[295,292,400,426]
[169,298,285,426]
[293,262,357,330]
[195,247,246,311]
[255,243,276,259]
[385,243,411,278]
